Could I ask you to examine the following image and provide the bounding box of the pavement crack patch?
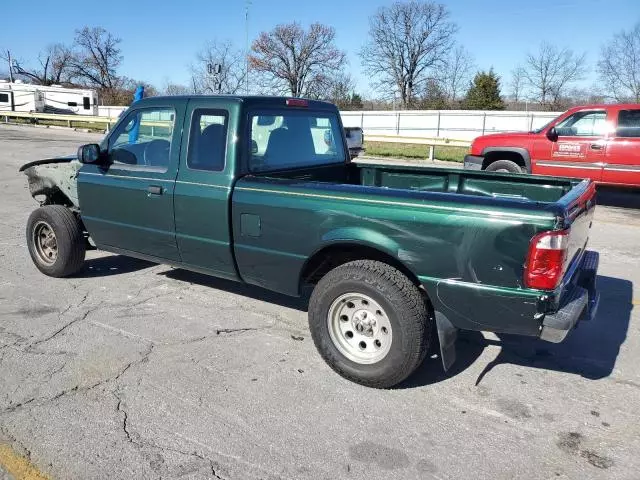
[3,397,35,413]
[1,355,139,415]
[210,462,225,480]
[215,327,259,336]
[115,394,137,445]
[29,295,97,348]
[112,392,227,477]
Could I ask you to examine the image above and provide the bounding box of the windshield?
[249,110,346,172]
[531,116,561,134]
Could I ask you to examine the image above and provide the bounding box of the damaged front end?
[19,156,82,209]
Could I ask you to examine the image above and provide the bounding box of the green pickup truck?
[20,96,600,388]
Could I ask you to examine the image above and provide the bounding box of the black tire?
[485,159,523,173]
[308,260,431,388]
[26,205,86,277]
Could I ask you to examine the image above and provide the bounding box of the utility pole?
[6,50,14,83]
[245,0,251,94]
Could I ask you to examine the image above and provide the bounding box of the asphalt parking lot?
[1,124,639,480]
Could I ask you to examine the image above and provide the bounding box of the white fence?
[340,110,562,141]
[98,105,127,118]
[84,106,564,143]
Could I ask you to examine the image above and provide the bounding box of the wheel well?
[482,151,526,170]
[300,244,422,290]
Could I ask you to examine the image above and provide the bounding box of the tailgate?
[558,179,597,269]
[538,179,598,342]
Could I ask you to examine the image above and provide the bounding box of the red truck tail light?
[286,98,308,107]
[524,229,570,290]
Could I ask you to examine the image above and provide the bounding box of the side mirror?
[546,127,559,142]
[77,144,102,164]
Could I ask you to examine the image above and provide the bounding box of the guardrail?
[1,110,119,130]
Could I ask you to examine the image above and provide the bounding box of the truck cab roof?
[133,95,339,111]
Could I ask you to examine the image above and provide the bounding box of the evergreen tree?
[418,79,450,109]
[464,69,505,110]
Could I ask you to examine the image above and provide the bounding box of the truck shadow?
[401,275,633,389]
[596,186,640,209]
[160,269,310,312]
[79,254,156,277]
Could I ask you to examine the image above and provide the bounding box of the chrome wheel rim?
[33,221,58,265]
[327,293,393,364]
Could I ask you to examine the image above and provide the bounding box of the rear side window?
[187,109,228,171]
[617,110,640,138]
[249,110,345,172]
[0,93,9,103]
[83,96,91,110]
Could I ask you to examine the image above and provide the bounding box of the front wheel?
[308,260,431,388]
[26,205,86,277]
[485,159,523,173]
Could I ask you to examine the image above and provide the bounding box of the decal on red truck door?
[553,142,585,158]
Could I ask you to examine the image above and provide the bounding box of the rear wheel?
[308,260,431,388]
[26,205,86,277]
[485,159,523,173]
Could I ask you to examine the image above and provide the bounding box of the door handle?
[147,185,163,195]
[590,143,604,150]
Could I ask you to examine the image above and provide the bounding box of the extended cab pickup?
[20,96,600,388]
[464,104,640,187]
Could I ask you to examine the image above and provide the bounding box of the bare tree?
[360,1,457,108]
[598,22,640,102]
[1,44,73,85]
[69,27,123,89]
[191,40,246,94]
[249,22,347,97]
[162,80,193,96]
[323,73,357,107]
[440,45,475,103]
[523,43,587,108]
[509,66,526,102]
[101,78,158,105]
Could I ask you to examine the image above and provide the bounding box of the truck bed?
[255,161,581,204]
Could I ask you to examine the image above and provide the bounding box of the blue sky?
[1,0,638,96]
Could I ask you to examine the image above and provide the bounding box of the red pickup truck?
[464,104,640,187]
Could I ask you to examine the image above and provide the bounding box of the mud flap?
[435,311,458,371]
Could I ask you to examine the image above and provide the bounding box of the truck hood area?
[475,132,533,142]
[20,155,81,208]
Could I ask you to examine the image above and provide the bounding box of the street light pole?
[245,1,251,94]
[6,50,14,83]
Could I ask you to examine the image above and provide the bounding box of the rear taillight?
[524,229,570,290]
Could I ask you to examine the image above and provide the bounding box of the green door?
[173,99,240,279]
[78,102,185,261]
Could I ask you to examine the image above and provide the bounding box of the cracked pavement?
[1,124,640,479]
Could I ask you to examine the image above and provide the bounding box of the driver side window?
[554,111,606,137]
[108,107,176,172]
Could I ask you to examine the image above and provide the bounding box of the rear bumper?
[463,154,483,170]
[539,250,600,343]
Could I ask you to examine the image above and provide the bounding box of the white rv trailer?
[0,81,44,113]
[0,81,98,115]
